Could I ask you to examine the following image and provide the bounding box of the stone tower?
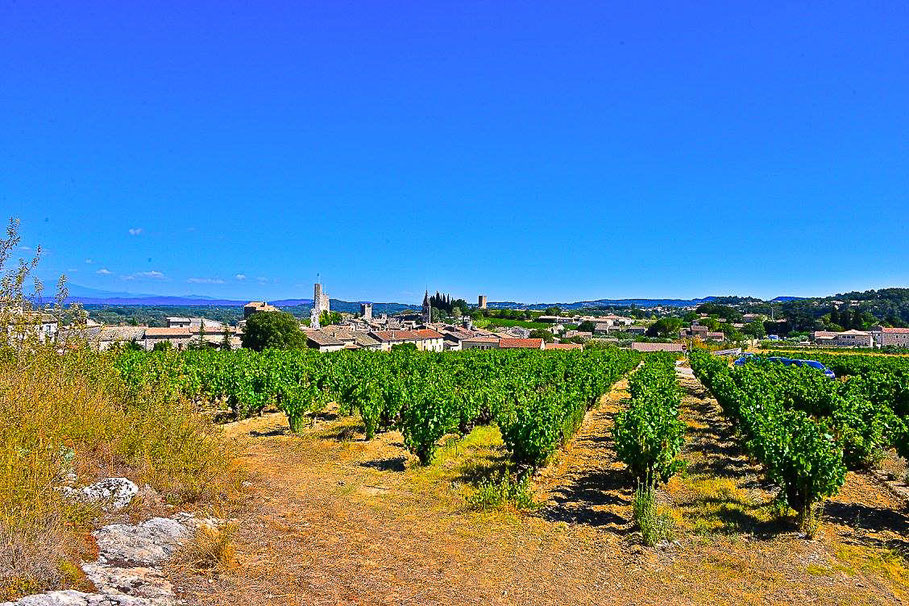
[311,281,329,329]
[478,294,487,310]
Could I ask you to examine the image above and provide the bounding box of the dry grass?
[176,522,239,571]
[0,346,238,600]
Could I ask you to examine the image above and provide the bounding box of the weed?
[177,522,238,571]
[798,501,824,539]
[632,483,676,546]
[466,472,538,512]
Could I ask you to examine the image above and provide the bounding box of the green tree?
[646,317,683,338]
[319,310,342,326]
[577,320,596,333]
[545,306,561,316]
[451,299,470,316]
[742,319,766,339]
[220,325,233,350]
[241,311,306,351]
[529,328,554,343]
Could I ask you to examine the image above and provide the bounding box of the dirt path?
[666,362,909,603]
[167,371,909,605]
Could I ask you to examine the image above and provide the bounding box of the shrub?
[0,346,235,599]
[465,472,537,512]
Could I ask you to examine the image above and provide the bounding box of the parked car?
[734,355,835,379]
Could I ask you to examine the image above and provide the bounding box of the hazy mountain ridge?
[63,284,804,311]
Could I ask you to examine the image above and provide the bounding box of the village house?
[3,310,59,343]
[499,337,545,350]
[872,326,909,348]
[243,301,279,319]
[631,342,686,353]
[545,342,583,350]
[814,329,875,348]
[812,330,838,345]
[95,326,147,350]
[305,327,382,352]
[142,327,193,350]
[461,336,500,350]
[828,329,874,348]
[369,329,445,352]
[304,330,346,353]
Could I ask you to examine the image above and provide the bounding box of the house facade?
[872,326,909,348]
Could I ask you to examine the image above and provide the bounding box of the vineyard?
[113,347,640,468]
[690,350,909,534]
[613,352,685,486]
[98,346,909,602]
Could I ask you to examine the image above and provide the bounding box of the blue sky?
[2,2,907,304]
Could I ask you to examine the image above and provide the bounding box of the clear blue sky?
[2,2,907,304]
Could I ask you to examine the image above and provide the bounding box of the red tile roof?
[370,329,443,342]
[499,338,544,349]
[545,342,583,350]
[144,327,191,338]
[370,330,416,342]
[631,342,685,352]
[882,327,909,334]
[411,328,444,340]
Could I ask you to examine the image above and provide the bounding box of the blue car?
[734,355,836,379]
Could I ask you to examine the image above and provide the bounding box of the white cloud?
[128,228,143,236]
[85,258,93,264]
[187,277,225,284]
[123,270,164,280]
[256,276,269,284]
[235,274,247,281]
[96,268,112,275]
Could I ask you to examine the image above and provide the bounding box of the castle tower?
[311,281,327,329]
[478,294,487,310]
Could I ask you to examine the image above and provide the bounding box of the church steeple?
[422,289,431,324]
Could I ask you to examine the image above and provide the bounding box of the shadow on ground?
[536,413,633,533]
[360,456,408,473]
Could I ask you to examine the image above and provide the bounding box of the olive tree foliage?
[1,217,84,347]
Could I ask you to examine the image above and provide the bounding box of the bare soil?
[168,369,909,605]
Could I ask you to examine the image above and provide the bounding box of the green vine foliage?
[112,347,641,469]
[613,353,685,486]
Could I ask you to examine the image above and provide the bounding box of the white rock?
[1,590,171,605]
[81,564,175,600]
[94,517,189,567]
[4,514,203,606]
[61,478,138,511]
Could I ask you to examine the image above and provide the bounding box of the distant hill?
[64,285,414,315]
[487,297,720,310]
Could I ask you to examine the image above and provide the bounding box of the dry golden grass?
[176,522,239,572]
[0,345,237,600]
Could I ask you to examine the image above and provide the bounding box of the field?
[4,346,909,604]
[163,353,908,605]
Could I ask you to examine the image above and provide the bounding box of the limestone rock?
[94,518,189,567]
[61,478,138,511]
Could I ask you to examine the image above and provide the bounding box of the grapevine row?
[690,351,847,532]
[613,353,686,486]
[112,347,641,468]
